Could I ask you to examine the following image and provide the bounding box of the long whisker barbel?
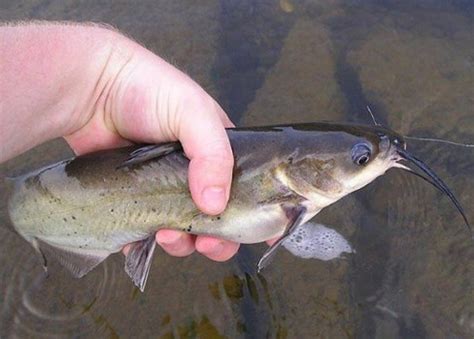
[397,149,472,238]
[405,136,474,148]
[366,106,380,126]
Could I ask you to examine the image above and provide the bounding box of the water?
[1,1,473,337]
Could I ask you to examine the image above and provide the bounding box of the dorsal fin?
[117,142,183,169]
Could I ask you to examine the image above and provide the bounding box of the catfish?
[7,123,470,291]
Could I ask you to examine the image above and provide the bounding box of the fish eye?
[351,143,371,166]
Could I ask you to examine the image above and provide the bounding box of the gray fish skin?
[7,123,404,290]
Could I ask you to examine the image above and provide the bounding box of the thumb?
[178,97,234,215]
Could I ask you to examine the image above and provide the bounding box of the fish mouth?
[392,148,472,237]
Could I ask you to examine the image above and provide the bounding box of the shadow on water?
[212,2,296,124]
[1,0,474,338]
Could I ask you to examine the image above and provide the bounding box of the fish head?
[289,122,470,235]
[325,124,405,194]
[285,124,405,199]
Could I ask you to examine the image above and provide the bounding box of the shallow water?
[1,1,473,338]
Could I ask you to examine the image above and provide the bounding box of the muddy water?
[0,1,473,338]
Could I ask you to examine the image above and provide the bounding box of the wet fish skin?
[8,122,404,290]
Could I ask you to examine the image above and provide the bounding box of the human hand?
[0,23,239,261]
[64,30,240,261]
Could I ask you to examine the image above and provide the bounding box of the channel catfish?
[7,123,470,291]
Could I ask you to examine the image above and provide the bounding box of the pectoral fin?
[34,238,110,278]
[124,236,157,292]
[257,205,307,272]
[118,142,182,169]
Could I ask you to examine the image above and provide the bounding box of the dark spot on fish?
[288,156,294,164]
[110,209,114,213]
[152,208,157,212]
[72,216,76,220]
[217,216,221,220]
[187,225,192,232]
[74,231,77,234]
[63,218,67,222]
[134,201,138,204]
[99,192,105,197]
[121,186,125,190]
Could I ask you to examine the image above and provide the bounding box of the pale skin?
[0,22,249,261]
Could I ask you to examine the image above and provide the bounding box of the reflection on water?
[283,222,353,260]
[1,0,473,337]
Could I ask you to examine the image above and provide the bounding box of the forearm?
[0,22,130,162]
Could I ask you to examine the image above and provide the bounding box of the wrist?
[0,23,133,161]
[58,25,135,138]
[61,27,150,154]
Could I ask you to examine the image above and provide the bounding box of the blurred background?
[0,1,473,338]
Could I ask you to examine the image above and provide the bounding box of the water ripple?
[0,230,126,338]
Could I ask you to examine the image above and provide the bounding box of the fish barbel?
[7,123,470,291]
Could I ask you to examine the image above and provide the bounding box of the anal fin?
[34,238,110,278]
[124,236,157,292]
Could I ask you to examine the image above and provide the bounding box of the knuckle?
[203,140,234,166]
[178,82,216,112]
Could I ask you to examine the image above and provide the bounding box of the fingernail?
[201,186,226,214]
[156,231,181,244]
